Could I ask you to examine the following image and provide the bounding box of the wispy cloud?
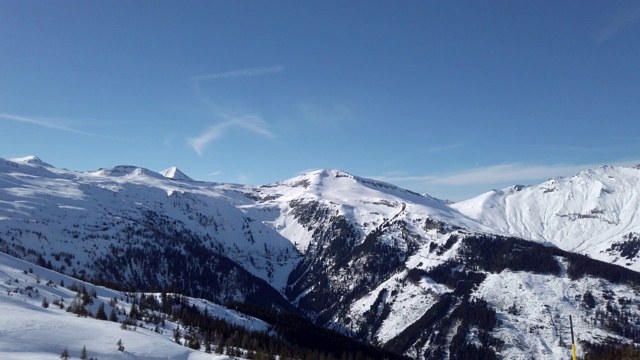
[0,112,99,137]
[594,4,640,44]
[374,160,640,187]
[425,163,596,185]
[207,170,222,177]
[0,112,132,142]
[186,65,283,155]
[190,65,284,81]
[427,143,465,153]
[187,114,274,156]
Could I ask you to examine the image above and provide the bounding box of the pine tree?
[174,326,182,344]
[80,345,88,360]
[95,303,107,320]
[109,307,118,322]
[60,348,70,360]
[117,339,125,352]
[41,297,49,308]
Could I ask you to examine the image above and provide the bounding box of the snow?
[474,265,640,359]
[453,165,640,271]
[0,156,303,290]
[4,156,640,359]
[9,155,53,168]
[160,167,194,182]
[251,169,491,249]
[0,251,263,360]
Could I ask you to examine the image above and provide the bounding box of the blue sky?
[1,1,639,201]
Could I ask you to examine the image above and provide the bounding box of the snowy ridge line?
[453,164,640,272]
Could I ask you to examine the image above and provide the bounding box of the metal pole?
[570,315,576,360]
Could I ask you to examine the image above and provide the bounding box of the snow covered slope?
[453,165,640,271]
[0,251,265,360]
[244,169,487,252]
[340,232,640,359]
[160,166,194,181]
[4,156,640,359]
[0,156,301,308]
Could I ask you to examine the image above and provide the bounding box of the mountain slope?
[453,165,640,271]
[3,157,640,359]
[0,157,301,310]
[0,251,267,360]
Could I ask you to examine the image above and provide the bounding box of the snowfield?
[0,252,262,360]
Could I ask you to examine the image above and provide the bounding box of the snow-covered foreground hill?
[3,156,640,359]
[0,251,264,360]
[453,165,640,271]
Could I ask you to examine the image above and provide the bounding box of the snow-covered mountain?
[453,164,640,271]
[10,155,54,167]
[160,166,194,181]
[3,156,640,359]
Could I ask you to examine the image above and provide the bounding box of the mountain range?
[2,155,640,359]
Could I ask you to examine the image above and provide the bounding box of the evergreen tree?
[188,337,200,350]
[174,325,181,344]
[117,339,125,352]
[41,297,49,308]
[95,303,107,320]
[60,348,70,360]
[109,307,118,322]
[80,345,88,360]
[129,303,138,321]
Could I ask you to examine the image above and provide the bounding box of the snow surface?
[0,252,265,359]
[4,156,640,359]
[474,262,639,359]
[9,155,53,168]
[0,158,492,291]
[160,167,194,182]
[0,157,301,292]
[453,165,640,271]
[248,169,489,252]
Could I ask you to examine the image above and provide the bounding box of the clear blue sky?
[1,1,639,201]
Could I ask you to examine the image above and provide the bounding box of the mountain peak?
[160,166,193,181]
[89,165,164,179]
[9,155,53,167]
[269,168,449,208]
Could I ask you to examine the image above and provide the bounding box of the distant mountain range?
[2,156,640,359]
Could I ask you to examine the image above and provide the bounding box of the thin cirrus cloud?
[0,112,116,139]
[374,161,639,187]
[187,115,274,156]
[189,65,285,81]
[594,4,640,44]
[186,65,283,156]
